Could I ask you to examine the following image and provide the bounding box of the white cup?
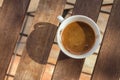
[57,15,101,59]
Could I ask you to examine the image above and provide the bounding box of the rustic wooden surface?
[14,0,66,80]
[52,0,103,80]
[92,0,120,80]
[52,51,84,80]
[0,0,30,80]
[0,0,115,80]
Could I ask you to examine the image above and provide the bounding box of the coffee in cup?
[57,15,101,59]
[61,21,95,55]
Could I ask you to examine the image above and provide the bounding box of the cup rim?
[57,15,101,59]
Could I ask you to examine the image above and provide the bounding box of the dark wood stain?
[52,0,103,80]
[0,0,30,79]
[92,0,120,80]
[14,0,66,80]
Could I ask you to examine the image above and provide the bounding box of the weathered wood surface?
[92,0,120,80]
[14,0,66,80]
[0,0,30,79]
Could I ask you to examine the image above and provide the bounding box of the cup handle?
[57,15,64,23]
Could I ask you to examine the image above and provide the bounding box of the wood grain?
[52,0,103,80]
[14,0,66,80]
[0,0,30,79]
[92,0,120,80]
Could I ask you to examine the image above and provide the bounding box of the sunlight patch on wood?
[0,0,4,7]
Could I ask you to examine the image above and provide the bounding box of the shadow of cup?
[26,22,57,64]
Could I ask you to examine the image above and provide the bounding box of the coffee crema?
[61,21,95,55]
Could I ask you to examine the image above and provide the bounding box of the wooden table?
[0,0,120,80]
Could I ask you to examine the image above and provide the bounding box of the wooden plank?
[103,0,114,4]
[27,0,39,12]
[48,44,60,64]
[101,5,112,13]
[14,0,66,80]
[92,0,120,80]
[82,54,97,74]
[0,0,30,80]
[0,0,4,7]
[7,55,21,76]
[52,52,84,80]
[79,73,91,80]
[42,64,55,80]
[4,76,14,80]
[52,0,103,80]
